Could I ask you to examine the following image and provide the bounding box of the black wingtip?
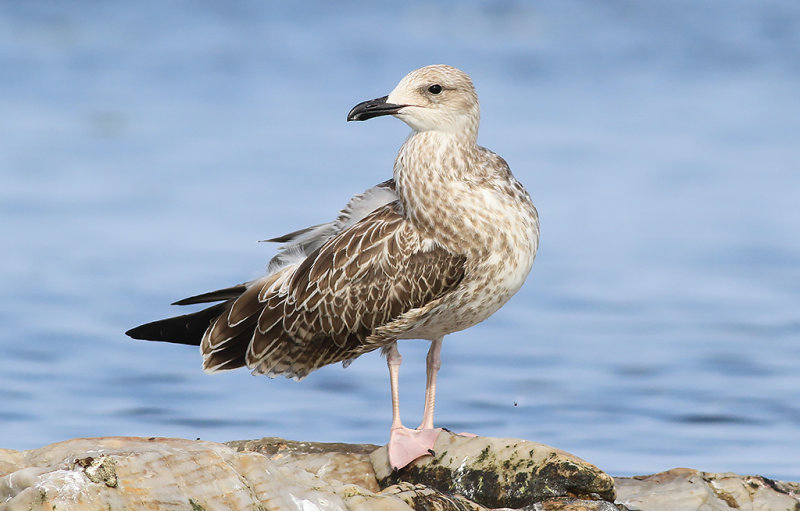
[125,320,180,343]
[126,301,229,346]
[171,284,247,306]
[125,326,146,339]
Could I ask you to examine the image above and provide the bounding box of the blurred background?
[1,0,799,480]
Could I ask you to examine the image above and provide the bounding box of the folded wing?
[127,180,466,381]
[202,201,466,379]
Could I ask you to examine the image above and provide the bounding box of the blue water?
[2,0,799,481]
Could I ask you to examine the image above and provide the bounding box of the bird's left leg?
[419,337,476,438]
[419,336,443,430]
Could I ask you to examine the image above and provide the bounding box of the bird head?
[347,65,480,140]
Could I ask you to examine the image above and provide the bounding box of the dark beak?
[347,95,405,122]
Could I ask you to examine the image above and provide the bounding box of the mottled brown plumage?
[196,201,466,379]
[127,65,539,470]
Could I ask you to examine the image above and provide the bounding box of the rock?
[2,436,798,511]
[371,431,616,509]
[0,436,493,510]
[1,437,272,510]
[226,437,381,492]
[0,449,23,478]
[533,497,625,510]
[377,482,491,511]
[614,468,800,511]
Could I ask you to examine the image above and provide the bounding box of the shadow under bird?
[127,64,540,470]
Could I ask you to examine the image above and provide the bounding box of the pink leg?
[386,342,441,470]
[387,342,403,431]
[419,337,443,430]
[419,338,477,438]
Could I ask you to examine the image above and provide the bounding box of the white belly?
[399,234,538,341]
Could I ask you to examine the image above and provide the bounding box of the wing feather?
[265,180,397,273]
[200,200,466,379]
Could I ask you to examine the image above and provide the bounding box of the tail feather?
[126,302,229,346]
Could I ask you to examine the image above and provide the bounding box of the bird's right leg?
[386,342,439,470]
[388,342,404,431]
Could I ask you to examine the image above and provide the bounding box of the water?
[1,0,799,481]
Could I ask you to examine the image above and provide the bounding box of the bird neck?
[395,130,479,178]
[393,131,481,241]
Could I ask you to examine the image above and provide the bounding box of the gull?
[126,65,540,470]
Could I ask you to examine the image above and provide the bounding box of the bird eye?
[427,84,443,94]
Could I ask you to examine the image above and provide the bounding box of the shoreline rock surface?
[0,434,797,510]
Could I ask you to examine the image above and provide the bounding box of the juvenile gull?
[127,65,540,470]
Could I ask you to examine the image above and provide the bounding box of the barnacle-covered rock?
[371,431,616,509]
